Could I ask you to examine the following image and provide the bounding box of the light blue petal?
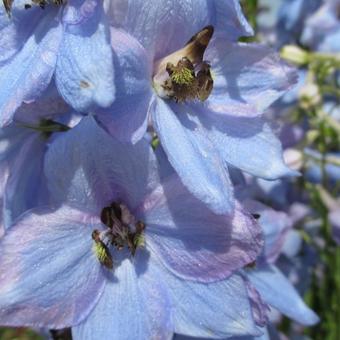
[0,0,48,65]
[247,264,319,326]
[13,82,71,124]
[0,126,36,230]
[193,108,298,180]
[56,1,115,112]
[106,0,252,60]
[206,40,297,113]
[96,29,152,143]
[152,98,234,215]
[72,256,173,340]
[243,200,292,263]
[0,9,62,126]
[158,263,261,339]
[142,176,263,282]
[44,116,160,213]
[0,205,105,328]
[214,0,254,39]
[3,133,48,229]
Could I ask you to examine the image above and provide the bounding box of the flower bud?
[281,45,310,66]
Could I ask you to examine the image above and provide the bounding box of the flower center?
[153,26,214,103]
[92,202,146,269]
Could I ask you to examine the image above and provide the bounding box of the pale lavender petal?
[139,176,263,282]
[154,259,261,338]
[0,205,105,328]
[192,108,298,180]
[106,0,252,60]
[243,200,292,263]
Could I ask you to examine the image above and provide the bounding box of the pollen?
[92,241,113,269]
[93,242,106,261]
[170,65,195,85]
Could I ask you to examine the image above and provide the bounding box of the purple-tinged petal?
[0,205,105,328]
[0,10,62,127]
[244,278,269,327]
[247,264,319,326]
[205,40,297,114]
[152,98,234,215]
[96,29,152,143]
[155,260,261,338]
[45,116,160,213]
[140,175,263,282]
[243,200,292,263]
[106,0,252,60]
[73,255,173,340]
[193,108,298,180]
[56,1,115,112]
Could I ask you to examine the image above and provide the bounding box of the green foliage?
[0,328,43,340]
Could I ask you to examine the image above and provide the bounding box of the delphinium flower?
[0,0,115,126]
[0,116,266,339]
[95,2,297,215]
[0,84,73,234]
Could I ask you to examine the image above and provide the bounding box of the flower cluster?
[0,0,320,339]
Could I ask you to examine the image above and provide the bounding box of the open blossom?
[0,0,115,127]
[95,2,298,215]
[0,116,265,339]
